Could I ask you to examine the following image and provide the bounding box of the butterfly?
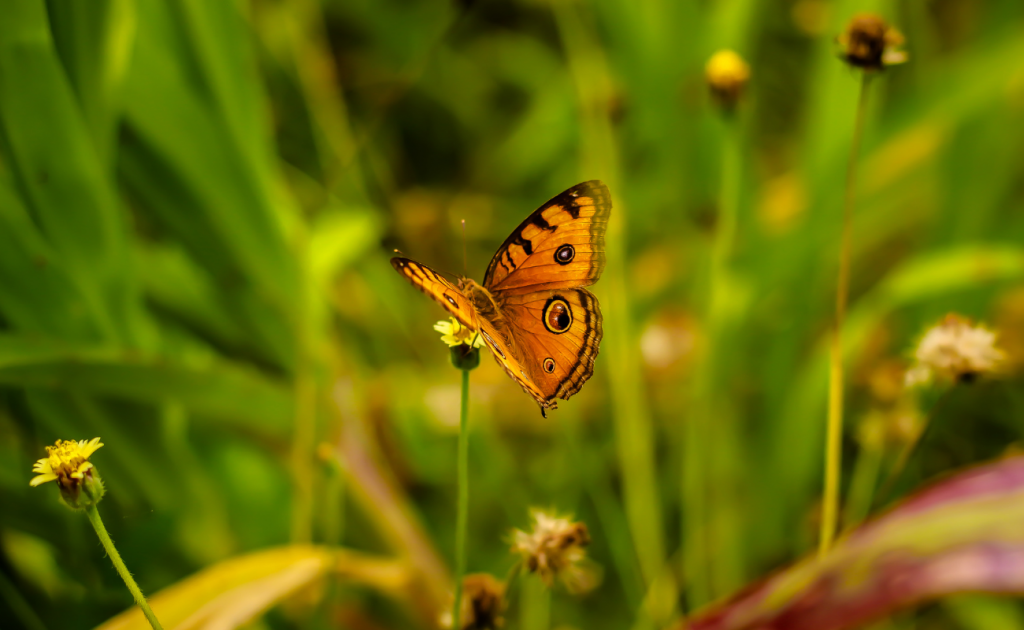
[391,181,610,417]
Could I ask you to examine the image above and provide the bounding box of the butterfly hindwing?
[483,181,611,294]
[499,288,603,404]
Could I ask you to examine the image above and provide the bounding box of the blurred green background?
[2,0,1024,627]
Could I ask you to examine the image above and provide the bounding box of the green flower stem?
[520,575,551,630]
[323,454,346,548]
[451,367,471,630]
[85,505,165,630]
[820,73,872,557]
[842,442,883,530]
[686,107,745,604]
[875,391,950,509]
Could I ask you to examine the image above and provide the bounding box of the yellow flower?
[905,314,1005,386]
[705,49,751,110]
[836,13,908,71]
[435,318,484,349]
[31,438,103,487]
[511,509,599,594]
[31,438,106,509]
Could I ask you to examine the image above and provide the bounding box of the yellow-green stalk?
[821,13,907,555]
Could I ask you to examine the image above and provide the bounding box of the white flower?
[905,314,1004,387]
[511,509,599,593]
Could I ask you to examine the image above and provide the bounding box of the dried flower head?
[905,314,1005,387]
[30,438,106,509]
[836,13,907,71]
[705,49,751,110]
[440,573,506,630]
[511,509,598,593]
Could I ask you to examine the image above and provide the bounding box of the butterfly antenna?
[461,219,468,277]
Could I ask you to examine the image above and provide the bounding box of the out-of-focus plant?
[685,455,1024,630]
[95,546,411,630]
[820,12,908,558]
[3,0,1024,627]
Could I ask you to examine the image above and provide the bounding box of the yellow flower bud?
[705,50,751,111]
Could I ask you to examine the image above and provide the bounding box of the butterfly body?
[392,181,610,416]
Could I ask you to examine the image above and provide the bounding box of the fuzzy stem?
[820,74,871,556]
[451,367,471,630]
[85,505,164,630]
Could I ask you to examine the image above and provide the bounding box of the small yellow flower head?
[435,318,484,371]
[435,318,485,349]
[511,509,598,594]
[836,13,908,71]
[440,573,506,630]
[905,314,1005,387]
[705,49,751,110]
[31,438,106,509]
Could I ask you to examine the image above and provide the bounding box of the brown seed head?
[837,13,907,71]
[463,574,505,630]
[442,573,506,630]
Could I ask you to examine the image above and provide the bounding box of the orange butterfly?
[392,181,610,416]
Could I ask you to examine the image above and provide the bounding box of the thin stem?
[290,369,316,543]
[558,415,644,610]
[685,114,743,606]
[820,74,872,557]
[874,391,950,509]
[290,214,317,545]
[323,454,346,548]
[451,367,471,630]
[842,442,883,529]
[85,505,164,630]
[520,575,551,630]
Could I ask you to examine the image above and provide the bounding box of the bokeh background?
[3,0,1024,627]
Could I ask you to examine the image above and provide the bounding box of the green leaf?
[0,334,292,437]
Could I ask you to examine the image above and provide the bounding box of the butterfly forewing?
[483,180,610,294]
[391,257,541,399]
[390,258,479,331]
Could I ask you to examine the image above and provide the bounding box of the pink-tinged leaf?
[684,456,1024,630]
